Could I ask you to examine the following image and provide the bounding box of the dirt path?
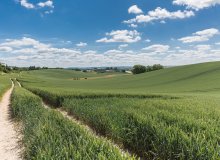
[0,81,21,160]
[15,79,21,88]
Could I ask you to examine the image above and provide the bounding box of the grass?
[11,86,135,160]
[16,61,220,159]
[0,73,11,99]
[19,61,220,95]
[62,97,220,159]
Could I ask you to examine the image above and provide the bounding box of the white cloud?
[173,0,220,10]
[178,28,219,43]
[76,42,87,47]
[124,7,194,24]
[142,44,170,53]
[18,0,54,14]
[128,5,143,14]
[96,30,141,43]
[19,0,35,9]
[195,45,211,51]
[2,37,220,68]
[38,0,54,8]
[84,50,97,54]
[118,44,128,49]
[104,49,123,55]
[0,37,50,49]
[129,24,138,28]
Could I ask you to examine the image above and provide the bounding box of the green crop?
[61,97,220,159]
[16,61,220,159]
[11,87,135,160]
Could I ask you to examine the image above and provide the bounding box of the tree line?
[0,63,51,73]
[132,64,164,74]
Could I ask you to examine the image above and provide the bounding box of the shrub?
[132,65,146,74]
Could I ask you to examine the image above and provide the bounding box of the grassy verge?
[0,75,11,100]
[11,87,135,160]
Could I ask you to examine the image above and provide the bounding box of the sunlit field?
[15,61,220,159]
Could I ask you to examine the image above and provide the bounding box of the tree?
[132,65,147,74]
[152,64,164,71]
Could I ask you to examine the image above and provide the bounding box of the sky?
[1,0,220,67]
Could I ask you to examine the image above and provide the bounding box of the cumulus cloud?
[76,42,87,47]
[2,37,220,68]
[178,28,219,43]
[118,44,128,49]
[18,0,54,14]
[128,5,143,14]
[129,24,138,28]
[0,37,50,49]
[142,44,170,53]
[38,0,54,8]
[124,7,194,24]
[19,0,35,9]
[173,0,220,10]
[96,30,141,43]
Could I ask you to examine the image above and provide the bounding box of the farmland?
[11,86,134,159]
[19,61,220,95]
[13,61,220,159]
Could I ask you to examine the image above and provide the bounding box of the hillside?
[20,61,220,95]
[16,61,220,159]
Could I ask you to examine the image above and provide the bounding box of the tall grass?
[11,87,135,160]
[16,61,220,159]
[61,97,220,159]
[0,75,11,100]
[20,86,220,159]
[24,87,178,107]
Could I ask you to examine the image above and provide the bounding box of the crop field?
[61,97,220,159]
[13,61,220,159]
[11,86,134,159]
[19,61,220,95]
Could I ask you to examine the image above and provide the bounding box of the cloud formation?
[142,44,170,53]
[124,7,194,25]
[1,37,220,68]
[173,0,220,10]
[19,0,34,9]
[178,28,219,43]
[18,0,54,14]
[38,0,54,8]
[96,30,141,43]
[76,42,87,47]
[128,5,143,14]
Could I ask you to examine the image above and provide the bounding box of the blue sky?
[1,0,220,67]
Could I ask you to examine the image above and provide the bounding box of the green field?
[0,73,11,99]
[13,61,220,159]
[11,87,134,159]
